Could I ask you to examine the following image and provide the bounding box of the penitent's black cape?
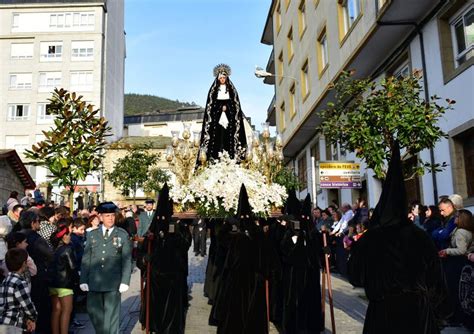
[280,192,323,333]
[140,183,192,334]
[197,75,247,165]
[347,143,450,334]
[214,184,268,334]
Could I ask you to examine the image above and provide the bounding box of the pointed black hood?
[236,184,254,230]
[301,193,312,231]
[150,183,173,234]
[369,142,408,228]
[284,188,302,217]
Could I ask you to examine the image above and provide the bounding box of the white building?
[0,0,125,184]
[260,0,473,210]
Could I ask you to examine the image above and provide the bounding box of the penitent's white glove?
[119,283,129,293]
[79,284,89,292]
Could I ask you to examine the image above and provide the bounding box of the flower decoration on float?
[169,151,287,218]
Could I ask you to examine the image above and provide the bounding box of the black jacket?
[20,228,53,280]
[49,244,79,289]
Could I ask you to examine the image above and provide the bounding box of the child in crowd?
[70,218,86,268]
[343,225,356,250]
[353,221,367,242]
[0,248,37,333]
[85,214,100,233]
[48,224,79,334]
[1,233,37,291]
[69,219,86,330]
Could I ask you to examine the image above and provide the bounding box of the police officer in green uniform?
[138,199,155,237]
[79,202,132,334]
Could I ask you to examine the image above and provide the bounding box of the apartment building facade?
[0,0,125,184]
[261,0,474,209]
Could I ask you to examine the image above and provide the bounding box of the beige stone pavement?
[74,247,471,334]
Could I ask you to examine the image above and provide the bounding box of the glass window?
[9,73,32,89]
[37,103,54,122]
[287,27,294,62]
[8,104,30,121]
[279,102,286,131]
[301,59,309,98]
[341,0,361,34]
[71,41,94,60]
[11,43,33,59]
[40,42,63,61]
[278,51,284,84]
[70,71,93,91]
[298,0,306,37]
[12,13,19,28]
[451,6,474,66]
[317,28,329,73]
[275,1,282,33]
[289,83,296,117]
[298,155,307,189]
[38,72,62,91]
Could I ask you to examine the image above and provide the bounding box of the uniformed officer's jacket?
[80,226,132,291]
[138,210,155,237]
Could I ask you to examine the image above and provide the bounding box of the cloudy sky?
[125,0,274,128]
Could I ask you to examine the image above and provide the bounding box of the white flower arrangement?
[169,152,287,217]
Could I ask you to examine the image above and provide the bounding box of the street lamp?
[254,66,298,84]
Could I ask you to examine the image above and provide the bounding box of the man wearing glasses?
[79,202,132,334]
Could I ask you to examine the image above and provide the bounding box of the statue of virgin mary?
[197,64,247,166]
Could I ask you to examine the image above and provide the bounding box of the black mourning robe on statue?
[348,143,450,334]
[197,77,247,165]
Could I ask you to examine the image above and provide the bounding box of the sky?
[124,0,275,128]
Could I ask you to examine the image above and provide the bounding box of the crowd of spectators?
[0,191,145,333]
[314,194,474,330]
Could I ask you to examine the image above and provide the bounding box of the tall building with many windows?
[0,0,125,184]
[261,0,473,209]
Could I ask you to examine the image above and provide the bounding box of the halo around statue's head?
[213,63,232,77]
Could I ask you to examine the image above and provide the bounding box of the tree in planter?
[106,145,159,204]
[25,88,111,211]
[317,70,454,180]
[143,167,171,195]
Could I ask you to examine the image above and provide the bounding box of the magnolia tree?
[106,145,160,204]
[25,88,111,210]
[317,70,454,179]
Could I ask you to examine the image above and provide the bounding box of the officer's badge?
[113,236,123,248]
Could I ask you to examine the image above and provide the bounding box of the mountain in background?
[124,93,199,115]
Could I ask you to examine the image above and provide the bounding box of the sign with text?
[319,162,362,189]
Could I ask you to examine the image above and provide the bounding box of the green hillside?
[124,93,198,115]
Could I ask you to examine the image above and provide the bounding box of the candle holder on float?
[165,123,202,186]
[243,122,284,184]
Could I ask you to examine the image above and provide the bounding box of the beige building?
[0,0,125,184]
[261,0,474,209]
[103,136,171,206]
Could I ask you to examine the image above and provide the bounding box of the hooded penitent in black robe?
[280,192,323,334]
[197,64,247,165]
[348,143,450,334]
[213,185,268,334]
[140,184,191,334]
